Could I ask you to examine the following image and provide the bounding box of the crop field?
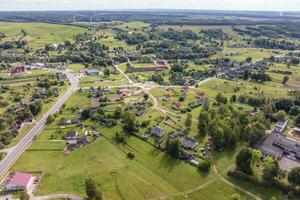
[212,47,276,62]
[0,22,87,49]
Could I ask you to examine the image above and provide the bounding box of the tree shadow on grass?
[159,153,184,172]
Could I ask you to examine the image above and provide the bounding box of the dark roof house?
[181,136,198,150]
[66,131,78,140]
[151,127,165,138]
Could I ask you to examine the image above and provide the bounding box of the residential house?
[172,102,182,110]
[11,120,23,130]
[66,131,78,140]
[196,92,205,99]
[163,94,171,101]
[77,136,89,145]
[181,136,198,150]
[51,87,59,94]
[151,127,165,138]
[274,120,288,133]
[5,172,32,191]
[9,66,26,76]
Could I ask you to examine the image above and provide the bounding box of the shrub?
[198,160,211,172]
[127,152,135,159]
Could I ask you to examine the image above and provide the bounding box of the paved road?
[0,72,78,179]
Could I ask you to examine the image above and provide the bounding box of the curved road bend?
[0,73,78,179]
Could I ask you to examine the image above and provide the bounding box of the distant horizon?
[0,0,299,12]
[0,8,299,13]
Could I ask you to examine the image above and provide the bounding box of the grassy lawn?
[267,64,300,85]
[0,68,52,81]
[198,78,290,100]
[67,64,86,73]
[98,35,135,50]
[0,22,87,49]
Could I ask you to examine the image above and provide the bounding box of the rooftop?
[181,136,198,150]
[6,172,32,186]
[151,127,164,138]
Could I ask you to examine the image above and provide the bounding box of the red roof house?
[196,92,205,98]
[5,172,32,191]
[11,120,23,130]
[172,102,182,110]
[10,66,26,76]
[163,94,171,101]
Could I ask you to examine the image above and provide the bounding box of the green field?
[118,21,150,31]
[98,35,135,50]
[212,47,276,62]
[0,22,87,48]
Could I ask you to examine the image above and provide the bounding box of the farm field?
[0,22,87,49]
[212,47,276,62]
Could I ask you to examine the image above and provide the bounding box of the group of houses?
[164,88,206,111]
[9,101,35,131]
[126,59,169,73]
[128,101,147,117]
[216,59,268,80]
[145,125,200,162]
[65,131,89,150]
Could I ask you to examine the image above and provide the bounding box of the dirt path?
[213,166,262,200]
[32,194,82,200]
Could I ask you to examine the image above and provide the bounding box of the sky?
[0,0,300,11]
